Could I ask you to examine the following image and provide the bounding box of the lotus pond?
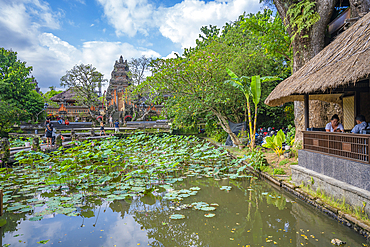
[0,134,368,246]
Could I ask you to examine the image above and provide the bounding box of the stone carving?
[31,136,40,152]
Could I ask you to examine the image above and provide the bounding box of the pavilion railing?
[303,131,370,164]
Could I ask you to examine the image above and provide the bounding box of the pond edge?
[205,139,370,240]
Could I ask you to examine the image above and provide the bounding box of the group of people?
[57,117,69,125]
[45,118,64,148]
[100,117,120,136]
[325,114,369,134]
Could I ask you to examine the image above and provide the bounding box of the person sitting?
[351,115,367,134]
[325,114,344,132]
[65,119,69,125]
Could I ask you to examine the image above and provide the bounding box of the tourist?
[109,116,113,127]
[100,121,106,136]
[351,115,367,134]
[114,120,119,133]
[325,114,344,132]
[45,119,53,148]
[58,118,63,124]
[65,119,69,125]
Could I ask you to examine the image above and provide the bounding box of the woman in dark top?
[100,121,106,136]
[45,119,53,147]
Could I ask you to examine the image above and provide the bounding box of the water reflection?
[2,177,369,246]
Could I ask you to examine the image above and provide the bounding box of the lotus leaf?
[170,214,185,220]
[200,206,216,211]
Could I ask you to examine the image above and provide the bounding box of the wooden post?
[304,94,309,130]
[0,189,3,216]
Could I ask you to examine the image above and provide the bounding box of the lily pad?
[200,206,216,211]
[170,214,185,220]
[29,216,43,221]
[190,187,200,191]
[220,186,232,191]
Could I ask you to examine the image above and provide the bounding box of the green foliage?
[273,168,286,175]
[285,124,296,146]
[60,64,105,113]
[262,129,286,156]
[278,159,289,166]
[0,48,44,125]
[240,9,292,62]
[0,101,28,136]
[44,88,63,108]
[286,0,321,42]
[138,13,291,143]
[225,69,280,148]
[245,149,267,170]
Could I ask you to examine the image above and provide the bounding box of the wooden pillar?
[304,94,309,130]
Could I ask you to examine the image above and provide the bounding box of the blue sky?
[0,0,262,92]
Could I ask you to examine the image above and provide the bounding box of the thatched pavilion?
[265,12,370,208]
[266,11,370,130]
[47,88,90,119]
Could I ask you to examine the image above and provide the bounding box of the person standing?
[109,116,113,127]
[45,119,53,148]
[114,120,119,133]
[100,121,106,136]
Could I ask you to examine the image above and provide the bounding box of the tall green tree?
[60,64,105,118]
[0,48,44,125]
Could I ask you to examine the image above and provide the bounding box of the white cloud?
[164,51,179,59]
[98,0,261,49]
[97,0,154,37]
[0,0,161,92]
[155,0,261,49]
[90,23,95,27]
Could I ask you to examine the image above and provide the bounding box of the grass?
[273,168,286,175]
[300,184,370,224]
[290,161,298,165]
[279,159,289,166]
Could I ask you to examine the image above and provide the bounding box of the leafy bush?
[262,129,285,156]
[279,159,289,166]
[273,168,286,175]
[285,124,295,146]
[246,149,267,170]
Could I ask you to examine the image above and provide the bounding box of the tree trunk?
[274,0,341,142]
[211,109,242,147]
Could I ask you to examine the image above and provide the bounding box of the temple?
[106,55,131,111]
[105,56,164,122]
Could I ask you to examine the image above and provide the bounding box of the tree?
[225,69,279,148]
[0,48,44,122]
[270,0,370,140]
[0,101,28,136]
[128,56,153,86]
[60,64,105,118]
[44,88,63,108]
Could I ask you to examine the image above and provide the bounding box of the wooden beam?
[304,94,309,130]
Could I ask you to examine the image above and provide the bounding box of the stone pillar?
[0,138,10,165]
[71,129,76,141]
[31,136,40,152]
[55,135,62,148]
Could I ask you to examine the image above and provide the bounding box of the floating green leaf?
[170,214,185,220]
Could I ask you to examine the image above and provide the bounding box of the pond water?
[2,176,368,247]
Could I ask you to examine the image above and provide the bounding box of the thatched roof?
[265,12,370,106]
[50,88,77,102]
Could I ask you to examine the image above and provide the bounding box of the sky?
[0,0,262,93]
